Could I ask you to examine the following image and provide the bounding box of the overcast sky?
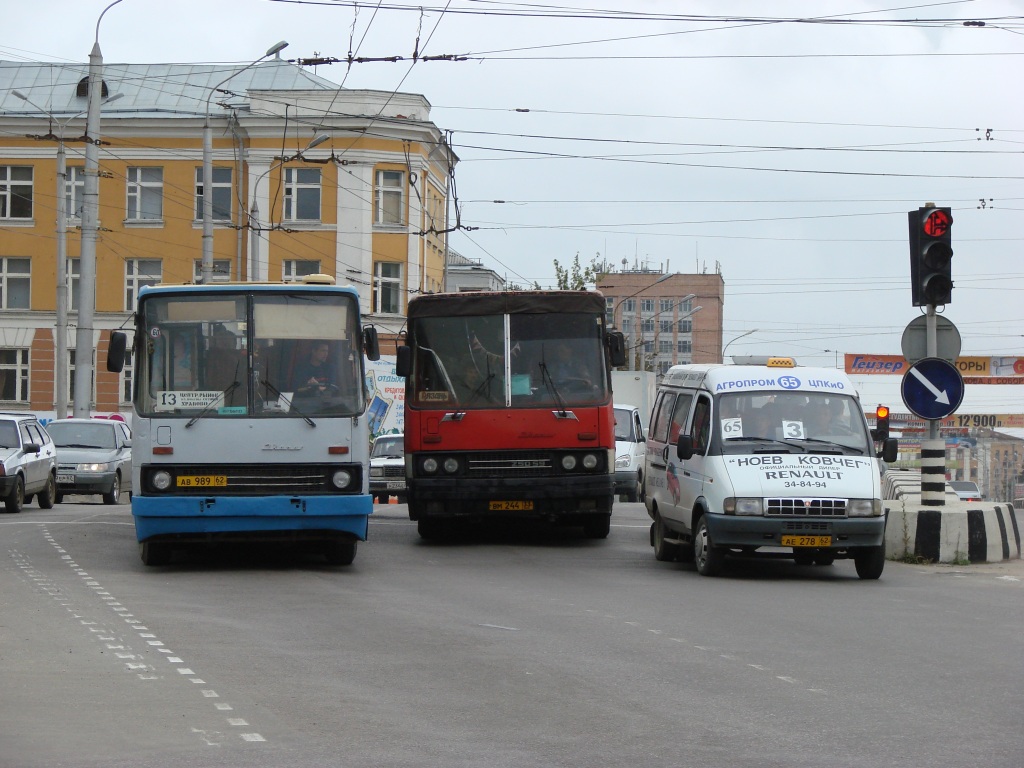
[4,0,1023,412]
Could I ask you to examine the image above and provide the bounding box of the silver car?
[47,418,132,504]
[0,413,57,513]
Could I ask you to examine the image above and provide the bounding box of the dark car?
[0,413,57,513]
[47,418,132,504]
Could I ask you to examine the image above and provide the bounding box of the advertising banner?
[846,354,1024,377]
[365,356,405,439]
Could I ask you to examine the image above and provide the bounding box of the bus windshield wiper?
[261,378,315,427]
[186,381,240,428]
[538,361,569,416]
[794,437,865,454]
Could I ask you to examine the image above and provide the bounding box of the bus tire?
[653,514,680,562]
[417,518,445,540]
[583,513,611,539]
[324,538,357,566]
[694,516,724,577]
[854,545,885,580]
[140,541,171,567]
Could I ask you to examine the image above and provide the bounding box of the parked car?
[613,404,646,502]
[46,418,132,504]
[0,413,57,513]
[949,480,982,502]
[369,433,405,504]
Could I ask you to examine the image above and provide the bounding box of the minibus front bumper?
[704,513,886,549]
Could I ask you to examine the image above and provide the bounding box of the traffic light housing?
[909,206,953,306]
[873,405,890,441]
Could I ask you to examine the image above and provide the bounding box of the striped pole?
[920,438,946,506]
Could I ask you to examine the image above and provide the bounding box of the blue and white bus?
[108,277,380,566]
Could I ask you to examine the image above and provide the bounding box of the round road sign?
[900,357,964,420]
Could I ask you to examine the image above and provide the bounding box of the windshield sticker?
[155,390,224,411]
[781,420,806,439]
[721,417,743,437]
[419,391,450,402]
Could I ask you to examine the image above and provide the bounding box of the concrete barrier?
[882,471,1022,563]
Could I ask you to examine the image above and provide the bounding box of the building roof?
[0,58,340,119]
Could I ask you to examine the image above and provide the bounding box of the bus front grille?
[465,451,553,478]
[143,463,362,496]
[765,498,847,517]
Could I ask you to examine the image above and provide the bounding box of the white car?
[949,481,982,501]
[369,433,405,504]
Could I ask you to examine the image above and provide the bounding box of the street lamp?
[722,329,759,361]
[202,40,289,284]
[247,134,329,280]
[12,90,122,418]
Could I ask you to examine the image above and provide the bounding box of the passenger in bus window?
[204,329,245,406]
[293,341,336,396]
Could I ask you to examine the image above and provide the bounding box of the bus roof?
[661,363,859,397]
[407,290,605,318]
[137,281,361,301]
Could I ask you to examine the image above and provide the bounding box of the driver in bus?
[292,340,336,396]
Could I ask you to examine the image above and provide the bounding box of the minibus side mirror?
[107,331,127,373]
[880,437,898,463]
[676,433,694,460]
[395,346,412,377]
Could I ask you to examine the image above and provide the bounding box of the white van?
[643,359,898,579]
[613,404,646,502]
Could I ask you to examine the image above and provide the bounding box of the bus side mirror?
[676,433,694,460]
[607,331,626,368]
[880,437,898,463]
[395,346,412,377]
[107,331,127,373]
[363,326,380,361]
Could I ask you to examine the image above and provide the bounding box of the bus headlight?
[422,457,439,474]
[443,457,460,474]
[582,453,598,470]
[562,455,577,471]
[152,470,172,491]
[331,470,353,490]
[724,497,763,516]
[848,499,882,517]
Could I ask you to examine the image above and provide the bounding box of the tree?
[553,252,602,290]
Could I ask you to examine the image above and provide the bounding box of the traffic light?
[873,405,890,441]
[908,206,953,306]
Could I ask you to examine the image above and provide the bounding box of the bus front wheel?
[324,538,357,566]
[140,541,171,567]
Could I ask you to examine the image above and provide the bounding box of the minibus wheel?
[694,516,724,576]
[854,545,885,580]
[652,514,680,562]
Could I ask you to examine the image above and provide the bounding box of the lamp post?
[722,329,759,361]
[247,134,329,281]
[202,41,288,284]
[12,90,121,418]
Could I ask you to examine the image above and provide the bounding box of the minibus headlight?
[848,499,882,517]
[422,457,439,474]
[331,470,353,489]
[443,457,460,474]
[582,453,598,470]
[724,497,763,516]
[562,455,577,471]
[152,470,172,491]
[615,454,630,469]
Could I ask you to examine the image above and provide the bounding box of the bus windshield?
[716,391,872,454]
[135,291,365,419]
[409,311,608,409]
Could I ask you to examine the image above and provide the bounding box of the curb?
[884,499,1022,564]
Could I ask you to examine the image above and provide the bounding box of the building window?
[68,349,95,405]
[641,318,655,334]
[621,298,635,314]
[0,349,29,401]
[283,168,320,221]
[122,351,133,403]
[283,260,321,282]
[660,299,674,313]
[126,167,163,220]
[0,257,30,309]
[621,319,633,335]
[373,262,402,314]
[65,166,85,219]
[194,167,232,221]
[641,299,655,314]
[658,360,672,376]
[192,259,232,283]
[66,258,81,311]
[0,166,33,220]
[677,318,692,333]
[125,259,162,311]
[660,319,673,334]
[677,340,692,354]
[374,170,405,226]
[659,340,673,354]
[679,298,693,313]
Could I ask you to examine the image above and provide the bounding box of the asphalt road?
[1,499,1022,768]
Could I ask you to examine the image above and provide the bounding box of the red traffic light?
[922,208,952,237]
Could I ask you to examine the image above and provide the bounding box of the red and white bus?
[396,290,626,539]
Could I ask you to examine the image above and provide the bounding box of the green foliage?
[553,253,597,290]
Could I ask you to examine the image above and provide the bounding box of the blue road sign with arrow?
[901,357,965,420]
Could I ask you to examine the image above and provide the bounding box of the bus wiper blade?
[262,379,315,427]
[796,438,865,454]
[186,381,240,428]
[538,361,568,416]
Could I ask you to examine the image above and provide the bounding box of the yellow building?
[0,58,454,415]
